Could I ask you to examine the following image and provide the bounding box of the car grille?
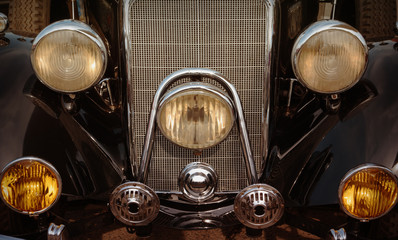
[128,0,272,192]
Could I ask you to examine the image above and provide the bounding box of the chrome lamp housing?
[291,20,368,94]
[31,19,107,93]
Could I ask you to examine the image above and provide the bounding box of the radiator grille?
[129,0,271,191]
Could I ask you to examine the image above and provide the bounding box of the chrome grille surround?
[122,0,277,192]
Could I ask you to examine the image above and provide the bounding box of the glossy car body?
[0,0,397,239]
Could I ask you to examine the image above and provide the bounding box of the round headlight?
[157,83,235,149]
[292,20,367,93]
[31,20,107,93]
[338,164,398,220]
[0,13,8,33]
[0,157,62,215]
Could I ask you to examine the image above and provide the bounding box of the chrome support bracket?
[138,68,259,185]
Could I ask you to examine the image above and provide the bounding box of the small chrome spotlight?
[179,162,218,202]
[109,182,160,226]
[234,184,284,229]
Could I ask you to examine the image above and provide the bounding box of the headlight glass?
[31,20,107,93]
[157,83,235,149]
[0,157,62,215]
[0,13,8,33]
[292,20,367,93]
[339,165,398,220]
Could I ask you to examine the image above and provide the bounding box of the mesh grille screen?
[129,0,270,191]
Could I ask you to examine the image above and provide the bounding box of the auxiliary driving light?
[0,157,62,215]
[292,20,367,93]
[109,182,160,226]
[339,164,398,220]
[31,20,107,93]
[234,184,284,229]
[157,82,235,149]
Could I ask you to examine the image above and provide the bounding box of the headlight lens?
[0,157,62,215]
[0,13,8,33]
[339,164,398,220]
[157,83,235,149]
[292,20,367,93]
[31,20,107,93]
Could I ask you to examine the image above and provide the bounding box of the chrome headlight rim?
[31,19,108,93]
[291,20,368,94]
[0,156,62,215]
[338,164,398,221]
[156,82,236,150]
[0,12,8,33]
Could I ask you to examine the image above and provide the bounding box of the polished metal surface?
[179,162,218,202]
[0,157,62,216]
[234,184,284,229]
[122,0,277,192]
[109,182,160,226]
[0,12,8,33]
[328,228,347,240]
[291,20,368,94]
[157,82,235,150]
[31,19,107,93]
[48,223,68,240]
[138,68,258,187]
[338,164,398,221]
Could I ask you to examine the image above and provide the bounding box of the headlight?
[292,20,367,93]
[157,83,235,149]
[338,164,398,220]
[0,13,8,33]
[31,20,107,93]
[0,157,62,215]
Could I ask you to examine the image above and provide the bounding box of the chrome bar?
[121,0,137,178]
[138,68,259,185]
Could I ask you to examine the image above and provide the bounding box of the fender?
[265,40,398,207]
[0,32,126,199]
[0,32,35,171]
[308,40,398,206]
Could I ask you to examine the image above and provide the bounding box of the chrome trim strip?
[338,164,398,221]
[121,0,136,178]
[138,68,259,185]
[262,0,278,174]
[0,157,62,216]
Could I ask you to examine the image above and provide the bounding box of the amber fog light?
[157,83,235,149]
[338,164,398,220]
[31,20,107,93]
[0,157,62,215]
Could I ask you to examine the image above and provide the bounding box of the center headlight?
[31,20,107,93]
[157,83,235,149]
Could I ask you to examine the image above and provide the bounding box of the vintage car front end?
[0,0,398,239]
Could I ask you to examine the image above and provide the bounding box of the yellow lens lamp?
[0,157,62,215]
[339,164,398,221]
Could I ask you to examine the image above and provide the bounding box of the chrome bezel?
[0,156,62,216]
[338,164,398,221]
[31,19,108,93]
[156,82,236,150]
[109,182,160,226]
[178,162,218,202]
[291,20,368,94]
[234,184,284,229]
[0,12,8,33]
